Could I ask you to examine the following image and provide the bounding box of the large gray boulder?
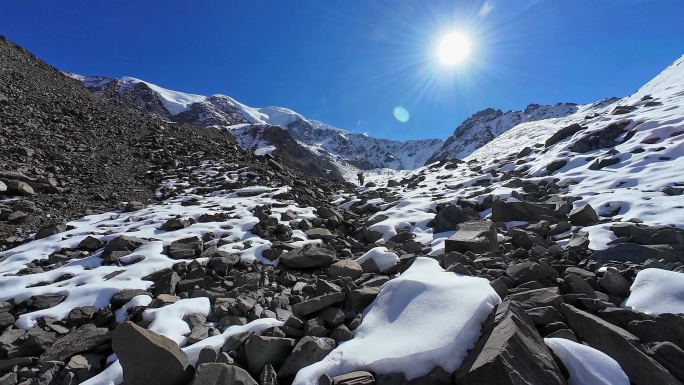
[444,220,498,254]
[168,236,203,259]
[280,244,336,269]
[560,303,682,385]
[491,199,561,222]
[113,321,191,385]
[244,335,295,376]
[568,204,599,226]
[40,324,110,362]
[454,301,566,385]
[101,235,146,264]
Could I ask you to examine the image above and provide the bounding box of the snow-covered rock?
[545,337,629,385]
[623,268,684,315]
[293,257,501,384]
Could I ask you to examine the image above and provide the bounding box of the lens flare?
[393,106,410,123]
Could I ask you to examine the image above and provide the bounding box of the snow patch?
[623,268,684,315]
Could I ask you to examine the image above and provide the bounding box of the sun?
[437,32,471,66]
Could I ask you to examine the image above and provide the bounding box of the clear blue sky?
[2,1,683,141]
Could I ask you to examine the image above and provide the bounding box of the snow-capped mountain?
[65,73,444,174]
[425,102,608,164]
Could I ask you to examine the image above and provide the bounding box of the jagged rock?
[34,223,68,240]
[328,259,363,279]
[208,251,240,274]
[434,205,471,233]
[589,156,620,170]
[506,260,558,285]
[28,294,65,310]
[113,321,191,385]
[568,204,599,226]
[110,288,148,308]
[153,271,180,296]
[292,293,345,317]
[454,300,566,385]
[546,159,567,174]
[101,235,145,263]
[507,287,564,310]
[160,218,191,231]
[560,303,681,385]
[305,228,334,240]
[40,324,110,362]
[626,314,684,351]
[545,123,585,148]
[278,336,336,378]
[650,342,684,383]
[78,236,104,251]
[491,199,561,222]
[192,363,258,385]
[168,236,203,259]
[317,206,343,220]
[123,201,145,212]
[597,269,631,297]
[0,312,14,329]
[509,228,547,249]
[244,335,295,375]
[444,220,498,254]
[280,244,336,269]
[345,287,380,313]
[6,180,35,196]
[332,371,375,385]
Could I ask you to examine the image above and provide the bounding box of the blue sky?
[2,1,683,141]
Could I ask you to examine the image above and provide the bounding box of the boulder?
[40,324,110,362]
[101,235,146,263]
[560,303,682,385]
[6,180,34,196]
[168,236,203,259]
[650,342,684,383]
[328,259,363,279]
[590,243,684,263]
[160,218,191,231]
[597,269,631,298]
[454,301,566,385]
[280,244,336,269]
[444,220,498,254]
[191,363,258,385]
[305,228,334,240]
[434,205,469,233]
[35,223,68,240]
[123,201,145,213]
[113,321,191,385]
[292,293,345,317]
[278,336,336,378]
[244,335,295,375]
[545,123,585,148]
[506,260,559,285]
[568,204,599,226]
[491,199,561,222]
[507,288,564,311]
[546,159,567,174]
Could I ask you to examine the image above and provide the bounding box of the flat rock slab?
[40,324,111,362]
[191,363,258,385]
[560,303,682,385]
[444,220,498,254]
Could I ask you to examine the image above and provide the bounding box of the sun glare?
[437,32,471,66]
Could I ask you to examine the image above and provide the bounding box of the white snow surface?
[545,338,629,385]
[120,76,207,115]
[622,268,684,315]
[354,247,399,272]
[293,257,501,384]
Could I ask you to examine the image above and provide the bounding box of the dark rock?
[546,159,567,174]
[280,244,336,269]
[568,204,599,226]
[123,201,145,212]
[208,251,240,275]
[101,235,145,263]
[590,243,684,263]
[168,236,203,259]
[305,228,334,240]
[160,218,191,231]
[244,335,295,376]
[506,260,558,285]
[507,288,564,311]
[113,321,191,385]
[153,271,180,296]
[28,294,65,310]
[110,289,148,308]
[328,259,363,279]
[78,236,104,251]
[454,300,566,385]
[597,269,631,298]
[434,205,471,233]
[278,336,336,378]
[491,199,561,222]
[260,364,278,385]
[545,123,585,148]
[0,312,14,329]
[650,342,684,383]
[444,220,498,254]
[35,223,68,240]
[345,287,380,313]
[560,303,681,385]
[40,324,110,362]
[626,314,684,351]
[191,363,258,385]
[292,292,345,317]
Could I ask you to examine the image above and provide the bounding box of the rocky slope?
[1,37,684,385]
